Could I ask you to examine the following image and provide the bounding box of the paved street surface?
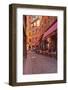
[23,51,57,74]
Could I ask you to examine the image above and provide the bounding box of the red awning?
[42,22,57,40]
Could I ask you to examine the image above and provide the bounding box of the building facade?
[24,15,57,57]
[25,16,33,50]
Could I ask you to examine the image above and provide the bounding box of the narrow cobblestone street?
[23,51,57,74]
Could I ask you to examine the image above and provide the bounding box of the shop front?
[40,21,57,57]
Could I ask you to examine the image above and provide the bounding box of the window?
[29,38,31,42]
[34,22,36,26]
[29,32,31,36]
[37,19,40,26]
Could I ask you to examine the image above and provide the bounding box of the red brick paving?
[23,51,57,74]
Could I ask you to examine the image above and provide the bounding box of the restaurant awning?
[42,22,57,40]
